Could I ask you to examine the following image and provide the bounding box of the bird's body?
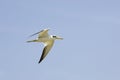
[27,29,63,63]
[27,37,51,43]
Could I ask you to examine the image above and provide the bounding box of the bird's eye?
[53,36,56,38]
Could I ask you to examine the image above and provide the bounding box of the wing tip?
[38,61,41,64]
[38,59,43,64]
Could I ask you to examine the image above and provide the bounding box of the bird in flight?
[27,29,63,63]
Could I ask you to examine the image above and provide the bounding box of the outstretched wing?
[29,29,49,38]
[38,40,54,63]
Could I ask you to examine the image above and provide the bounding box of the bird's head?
[52,35,63,40]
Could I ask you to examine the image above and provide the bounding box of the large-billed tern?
[27,29,63,63]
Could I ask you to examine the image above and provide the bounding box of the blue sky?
[0,0,120,80]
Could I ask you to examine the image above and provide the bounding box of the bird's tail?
[27,40,38,43]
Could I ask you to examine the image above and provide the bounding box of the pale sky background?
[0,0,120,80]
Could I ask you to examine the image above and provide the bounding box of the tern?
[27,29,63,63]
